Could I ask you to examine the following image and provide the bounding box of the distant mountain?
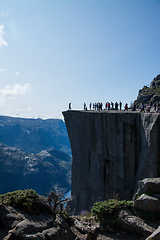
[0,143,71,195]
[0,116,71,156]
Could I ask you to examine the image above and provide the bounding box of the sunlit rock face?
[63,110,160,213]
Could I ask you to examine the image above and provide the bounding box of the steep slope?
[135,74,160,105]
[63,110,160,212]
[0,143,71,195]
[0,116,71,156]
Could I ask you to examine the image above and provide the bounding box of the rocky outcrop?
[134,178,160,213]
[116,208,155,237]
[63,110,160,213]
[2,178,160,240]
[0,202,102,240]
[135,74,160,105]
[0,201,156,240]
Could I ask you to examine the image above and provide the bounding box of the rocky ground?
[1,178,160,240]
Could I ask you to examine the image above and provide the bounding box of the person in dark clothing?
[119,101,122,110]
[115,102,118,110]
[69,103,72,110]
[124,103,128,111]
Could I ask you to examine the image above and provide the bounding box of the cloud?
[0,83,31,98]
[0,68,7,71]
[16,72,20,76]
[0,25,8,47]
[1,12,8,18]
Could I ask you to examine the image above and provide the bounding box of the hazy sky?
[0,0,160,119]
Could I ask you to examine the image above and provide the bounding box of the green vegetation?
[0,189,44,213]
[0,189,71,218]
[91,199,134,228]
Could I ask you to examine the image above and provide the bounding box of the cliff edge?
[63,110,160,212]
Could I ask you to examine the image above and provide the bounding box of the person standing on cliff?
[140,103,145,112]
[115,102,118,110]
[119,101,122,110]
[89,102,92,110]
[111,102,114,109]
[124,103,128,111]
[69,103,72,110]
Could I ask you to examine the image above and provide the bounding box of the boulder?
[134,178,160,200]
[135,194,160,212]
[116,208,155,237]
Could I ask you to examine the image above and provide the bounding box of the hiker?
[89,102,92,110]
[107,102,110,110]
[69,103,72,110]
[124,103,128,111]
[115,102,118,110]
[111,102,114,109]
[119,101,122,110]
[140,103,145,112]
[146,104,150,113]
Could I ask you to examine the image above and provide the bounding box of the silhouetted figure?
[124,103,128,111]
[115,102,118,110]
[133,104,136,111]
[89,102,92,110]
[111,102,114,109]
[69,103,72,110]
[119,101,122,110]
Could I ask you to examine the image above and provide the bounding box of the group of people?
[68,101,160,113]
[140,102,160,113]
[83,101,128,111]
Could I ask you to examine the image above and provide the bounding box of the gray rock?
[134,178,160,200]
[135,194,160,212]
[146,225,160,240]
[0,203,22,229]
[63,110,160,212]
[117,208,155,237]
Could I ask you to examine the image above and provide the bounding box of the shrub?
[46,190,72,219]
[0,189,44,213]
[91,199,134,229]
[0,188,72,218]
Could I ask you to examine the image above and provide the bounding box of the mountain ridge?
[0,142,71,195]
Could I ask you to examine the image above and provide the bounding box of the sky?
[0,0,160,120]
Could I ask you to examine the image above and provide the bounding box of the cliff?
[62,110,160,212]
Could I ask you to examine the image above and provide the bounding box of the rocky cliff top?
[135,74,160,105]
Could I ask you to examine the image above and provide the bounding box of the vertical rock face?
[62,111,160,213]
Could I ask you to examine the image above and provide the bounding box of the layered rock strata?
[62,110,160,212]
